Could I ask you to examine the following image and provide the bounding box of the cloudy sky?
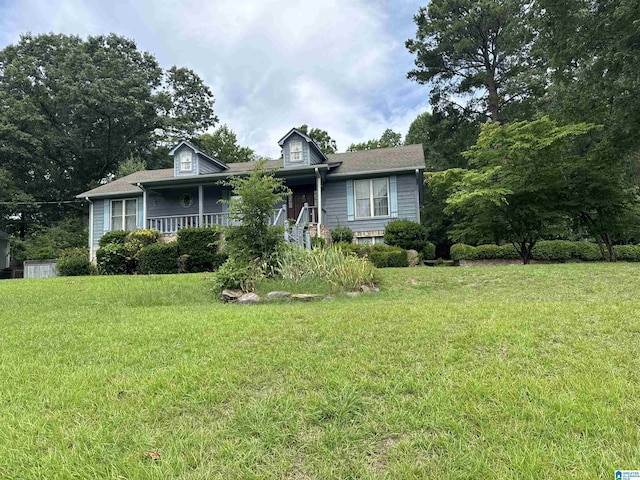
[0,0,429,158]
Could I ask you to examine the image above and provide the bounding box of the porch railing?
[295,203,317,225]
[148,208,286,234]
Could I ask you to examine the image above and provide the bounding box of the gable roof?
[77,144,425,198]
[277,128,329,163]
[169,139,229,171]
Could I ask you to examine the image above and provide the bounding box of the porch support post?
[315,168,322,238]
[137,183,147,229]
[198,185,204,227]
[86,197,94,262]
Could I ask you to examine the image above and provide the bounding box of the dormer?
[169,140,229,177]
[278,128,328,168]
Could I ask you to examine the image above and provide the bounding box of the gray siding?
[283,132,310,168]
[148,187,199,217]
[198,155,224,174]
[203,185,229,213]
[322,174,419,232]
[309,145,323,165]
[174,146,198,177]
[92,199,105,247]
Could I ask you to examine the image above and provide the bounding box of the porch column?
[315,168,322,237]
[198,185,204,227]
[142,188,147,229]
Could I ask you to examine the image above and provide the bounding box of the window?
[289,142,303,162]
[111,199,138,231]
[354,178,389,218]
[357,236,385,246]
[180,152,192,171]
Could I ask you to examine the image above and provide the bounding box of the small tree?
[219,160,290,263]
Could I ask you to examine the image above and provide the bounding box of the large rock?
[237,292,260,304]
[267,291,292,300]
[291,293,321,301]
[221,289,243,302]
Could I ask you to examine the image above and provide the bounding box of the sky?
[0,0,430,158]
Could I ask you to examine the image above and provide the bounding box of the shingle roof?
[77,144,425,198]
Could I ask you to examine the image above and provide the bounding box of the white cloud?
[0,0,429,157]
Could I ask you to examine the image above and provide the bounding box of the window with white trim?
[357,236,385,246]
[111,199,138,231]
[289,141,303,162]
[354,178,389,218]
[179,152,192,171]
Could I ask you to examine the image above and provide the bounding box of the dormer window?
[290,142,302,163]
[180,152,192,172]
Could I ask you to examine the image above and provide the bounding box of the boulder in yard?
[267,291,292,300]
[291,293,321,301]
[221,289,243,302]
[237,292,260,304]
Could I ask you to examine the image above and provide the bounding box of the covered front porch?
[141,167,326,237]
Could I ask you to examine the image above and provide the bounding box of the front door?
[287,185,315,221]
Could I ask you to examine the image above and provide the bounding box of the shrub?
[614,245,640,262]
[384,219,427,252]
[124,229,160,260]
[368,244,409,268]
[276,245,376,292]
[532,241,601,262]
[59,247,89,259]
[335,242,362,257]
[96,243,127,275]
[422,242,436,260]
[451,241,603,262]
[57,255,94,276]
[331,226,354,244]
[139,243,179,274]
[177,227,224,272]
[311,236,326,249]
[98,230,129,247]
[224,225,283,267]
[213,257,264,293]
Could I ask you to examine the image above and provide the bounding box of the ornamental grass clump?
[276,245,376,292]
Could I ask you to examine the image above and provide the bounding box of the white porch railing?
[148,208,286,234]
[295,203,318,225]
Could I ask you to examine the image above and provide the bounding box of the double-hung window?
[354,178,389,218]
[111,199,138,231]
[289,142,303,163]
[180,152,192,172]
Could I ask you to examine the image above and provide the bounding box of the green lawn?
[0,264,639,479]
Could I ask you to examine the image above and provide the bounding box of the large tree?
[298,124,337,155]
[0,33,217,232]
[196,125,254,164]
[437,117,598,263]
[347,129,403,152]
[406,0,538,123]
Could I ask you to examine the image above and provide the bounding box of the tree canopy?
[298,125,337,155]
[347,129,403,151]
[0,33,217,235]
[196,125,254,164]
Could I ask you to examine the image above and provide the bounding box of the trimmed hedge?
[384,219,427,252]
[177,227,225,272]
[98,230,129,247]
[451,241,603,262]
[336,242,409,268]
[57,256,94,276]
[139,243,179,274]
[615,245,640,261]
[422,242,436,260]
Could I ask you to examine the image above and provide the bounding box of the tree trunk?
[518,240,535,264]
[603,233,616,262]
[594,234,608,261]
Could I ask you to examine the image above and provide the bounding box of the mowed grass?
[0,264,639,479]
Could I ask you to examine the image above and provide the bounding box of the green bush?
[124,229,160,259]
[368,244,409,268]
[384,219,427,252]
[213,257,264,293]
[177,227,224,272]
[96,243,128,275]
[331,226,354,244]
[451,241,603,262]
[276,245,376,292]
[422,242,436,260]
[532,241,601,262]
[311,236,326,249]
[98,230,129,247]
[59,247,89,259]
[224,225,283,267]
[335,242,408,268]
[139,243,179,274]
[614,245,640,261]
[57,256,94,276]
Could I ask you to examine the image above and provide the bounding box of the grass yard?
[0,264,639,479]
